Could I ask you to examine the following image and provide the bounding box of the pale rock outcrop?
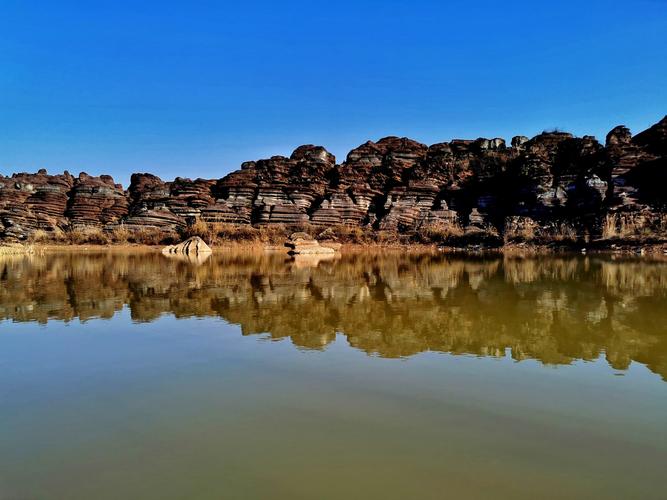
[284,232,335,255]
[162,236,212,256]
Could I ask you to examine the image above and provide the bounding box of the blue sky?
[1,0,665,184]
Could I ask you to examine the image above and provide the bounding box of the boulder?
[285,232,336,255]
[319,241,342,251]
[162,236,212,256]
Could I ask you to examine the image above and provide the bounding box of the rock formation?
[162,236,212,256]
[1,115,666,244]
[66,173,129,229]
[284,232,336,255]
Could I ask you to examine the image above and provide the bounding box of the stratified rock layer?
[1,115,666,242]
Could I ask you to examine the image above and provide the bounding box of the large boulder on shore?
[284,232,335,255]
[162,236,212,256]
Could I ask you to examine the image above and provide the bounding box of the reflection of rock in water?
[1,250,666,380]
[161,252,212,266]
[290,253,339,268]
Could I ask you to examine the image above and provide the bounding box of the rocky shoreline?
[1,115,666,250]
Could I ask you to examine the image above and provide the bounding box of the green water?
[0,250,665,499]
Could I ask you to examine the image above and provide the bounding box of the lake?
[0,250,665,499]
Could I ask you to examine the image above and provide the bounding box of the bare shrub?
[64,227,110,245]
[110,224,131,243]
[602,214,618,239]
[211,223,261,242]
[550,223,577,242]
[257,224,289,244]
[127,228,176,245]
[181,219,212,241]
[417,222,464,244]
[503,217,538,243]
[28,229,50,243]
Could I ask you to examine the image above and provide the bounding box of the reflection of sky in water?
[1,311,666,500]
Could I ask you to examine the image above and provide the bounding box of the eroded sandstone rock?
[0,170,74,239]
[67,173,128,229]
[162,236,212,256]
[285,232,336,254]
[1,116,666,243]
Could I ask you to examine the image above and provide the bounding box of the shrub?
[602,214,618,239]
[110,224,131,243]
[127,228,177,245]
[418,222,464,244]
[550,223,577,242]
[181,219,212,241]
[64,227,110,245]
[28,229,50,243]
[503,217,537,243]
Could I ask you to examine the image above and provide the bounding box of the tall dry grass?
[45,225,179,246]
[600,213,664,241]
[0,243,34,255]
[503,217,537,243]
[417,222,465,244]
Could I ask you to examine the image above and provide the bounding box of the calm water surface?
[0,250,666,499]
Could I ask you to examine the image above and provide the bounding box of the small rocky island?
[1,115,666,250]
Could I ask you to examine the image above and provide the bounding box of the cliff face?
[1,116,666,242]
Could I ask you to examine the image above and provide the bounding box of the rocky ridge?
[1,116,666,244]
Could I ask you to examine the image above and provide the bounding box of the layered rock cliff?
[1,116,666,243]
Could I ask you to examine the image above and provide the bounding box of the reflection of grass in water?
[600,260,667,294]
[503,257,580,283]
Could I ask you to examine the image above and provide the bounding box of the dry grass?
[503,218,577,244]
[179,220,487,247]
[180,220,284,244]
[602,214,619,240]
[176,220,393,246]
[600,213,663,241]
[64,227,110,245]
[0,243,35,255]
[17,213,665,249]
[110,224,131,243]
[503,217,537,243]
[549,223,577,242]
[602,213,643,240]
[417,222,465,244]
[126,228,179,245]
[47,225,178,246]
[180,219,211,240]
[28,228,67,243]
[28,229,50,243]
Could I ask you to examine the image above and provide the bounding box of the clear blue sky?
[1,0,665,185]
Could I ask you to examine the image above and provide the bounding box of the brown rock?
[66,173,128,229]
[1,115,666,244]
